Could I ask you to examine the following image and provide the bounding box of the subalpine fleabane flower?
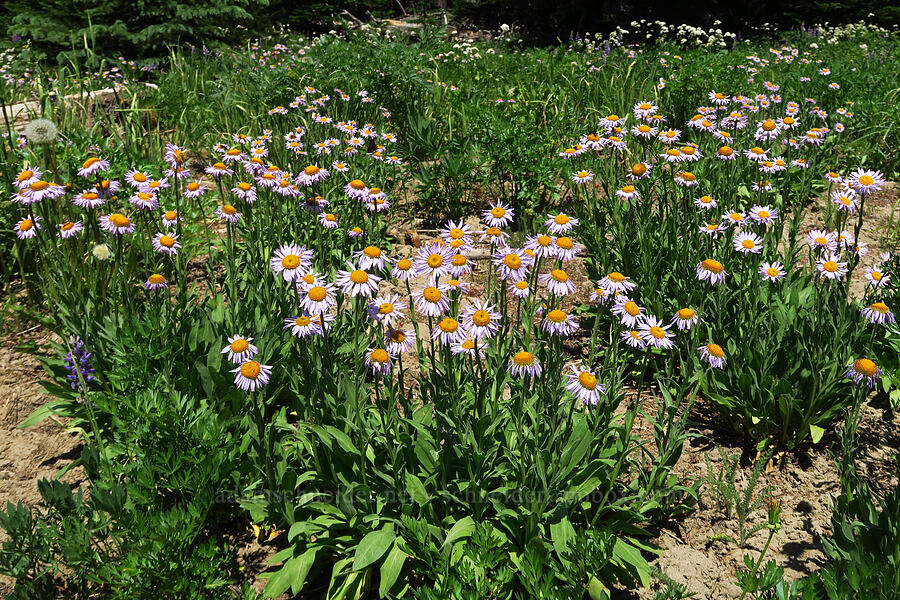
[221,336,258,364]
[699,343,727,369]
[565,367,606,406]
[232,360,272,392]
[270,244,313,283]
[365,348,394,377]
[846,358,880,388]
[508,350,541,378]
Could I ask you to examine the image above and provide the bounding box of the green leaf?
[18,400,69,429]
[263,548,317,598]
[588,576,609,600]
[378,543,407,597]
[405,472,429,506]
[442,516,475,550]
[549,517,576,562]
[353,524,395,572]
[612,538,650,588]
[809,424,825,444]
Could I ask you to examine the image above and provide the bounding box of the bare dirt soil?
[0,313,83,596]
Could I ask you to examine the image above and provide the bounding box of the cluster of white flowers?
[627,19,738,49]
[809,19,896,44]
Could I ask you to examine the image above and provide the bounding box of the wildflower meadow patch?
[1,15,899,600]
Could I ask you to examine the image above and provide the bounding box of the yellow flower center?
[621,185,635,194]
[451,254,467,267]
[766,267,779,277]
[681,146,695,155]
[666,148,681,157]
[159,235,175,248]
[82,157,100,168]
[578,372,598,390]
[240,361,261,379]
[729,213,743,222]
[397,259,412,271]
[853,358,877,377]
[719,146,734,156]
[304,165,320,176]
[577,171,589,177]
[871,271,882,281]
[350,270,369,284]
[513,351,535,366]
[281,255,301,270]
[19,218,33,231]
[370,349,389,363]
[423,287,441,302]
[389,330,406,343]
[858,175,875,186]
[623,301,640,316]
[438,317,459,333]
[504,254,522,270]
[547,309,567,323]
[751,147,765,155]
[649,326,665,339]
[31,180,50,191]
[363,245,381,258]
[742,239,755,249]
[307,286,327,302]
[551,269,568,282]
[638,124,651,133]
[557,237,573,250]
[702,259,724,274]
[823,261,839,273]
[554,214,570,225]
[109,213,130,228]
[681,172,696,182]
[761,119,777,131]
[379,302,394,315]
[449,228,465,240]
[677,308,695,320]
[871,302,889,313]
[631,163,647,176]
[472,310,491,326]
[758,210,770,218]
[350,179,366,190]
[187,182,200,191]
[491,207,506,218]
[148,273,165,284]
[485,226,502,237]
[17,170,33,182]
[213,162,227,170]
[231,339,249,353]
[515,281,528,290]
[295,316,311,327]
[427,253,444,268]
[222,205,237,215]
[707,343,724,358]
[60,221,75,231]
